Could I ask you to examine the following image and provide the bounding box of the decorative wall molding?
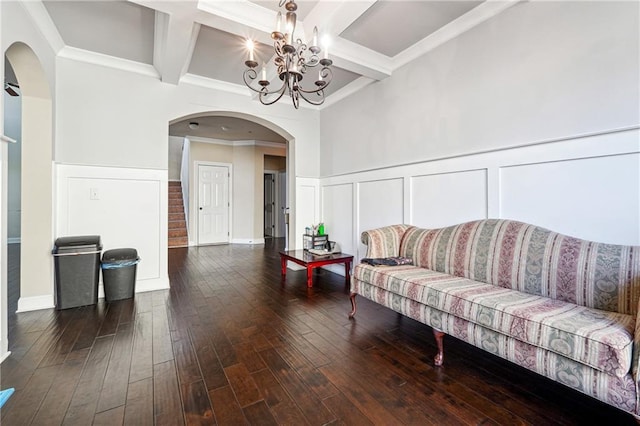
[55,164,169,298]
[187,135,286,149]
[320,128,640,267]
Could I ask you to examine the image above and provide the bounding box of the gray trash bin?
[53,235,102,310]
[101,248,140,302]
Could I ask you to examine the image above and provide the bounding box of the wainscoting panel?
[295,179,318,250]
[56,164,169,294]
[318,128,640,248]
[411,169,488,229]
[357,178,404,259]
[500,153,640,245]
[321,183,354,257]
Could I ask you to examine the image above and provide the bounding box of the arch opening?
[2,41,54,360]
[167,111,296,250]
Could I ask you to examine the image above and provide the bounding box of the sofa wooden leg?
[433,329,444,366]
[348,293,357,318]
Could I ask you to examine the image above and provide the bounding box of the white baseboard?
[135,276,170,293]
[0,349,11,364]
[15,277,169,312]
[231,238,265,245]
[98,276,170,298]
[17,294,55,312]
[7,238,20,244]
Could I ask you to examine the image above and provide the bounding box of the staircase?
[168,181,188,248]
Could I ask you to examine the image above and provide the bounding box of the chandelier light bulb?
[246,39,255,62]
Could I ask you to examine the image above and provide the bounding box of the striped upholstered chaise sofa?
[349,219,640,416]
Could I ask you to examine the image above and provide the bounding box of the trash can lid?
[102,248,138,263]
[54,235,102,250]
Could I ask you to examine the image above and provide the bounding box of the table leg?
[281,256,287,276]
[306,266,314,288]
[345,261,351,285]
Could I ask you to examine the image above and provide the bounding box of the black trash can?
[53,235,102,310]
[101,248,140,302]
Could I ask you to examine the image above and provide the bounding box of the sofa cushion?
[397,219,640,316]
[353,264,635,377]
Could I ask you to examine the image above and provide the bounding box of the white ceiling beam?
[197,0,391,81]
[20,0,65,55]
[153,11,201,84]
[302,0,391,80]
[330,37,392,81]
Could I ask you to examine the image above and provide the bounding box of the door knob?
[199,207,203,210]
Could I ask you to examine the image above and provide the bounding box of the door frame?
[263,170,277,238]
[194,161,232,246]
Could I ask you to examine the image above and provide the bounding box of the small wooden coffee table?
[279,250,354,288]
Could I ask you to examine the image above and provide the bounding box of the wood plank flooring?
[1,238,637,425]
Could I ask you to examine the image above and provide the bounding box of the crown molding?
[320,76,376,110]
[58,46,160,78]
[186,135,285,148]
[180,73,249,97]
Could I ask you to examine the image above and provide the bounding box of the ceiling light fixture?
[188,122,199,130]
[243,0,332,109]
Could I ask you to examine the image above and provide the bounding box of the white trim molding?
[231,238,265,245]
[17,294,55,313]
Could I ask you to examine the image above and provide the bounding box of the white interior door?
[198,164,229,245]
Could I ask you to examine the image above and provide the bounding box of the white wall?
[320,1,639,176]
[320,129,640,266]
[318,1,640,266]
[188,140,286,245]
[56,164,169,296]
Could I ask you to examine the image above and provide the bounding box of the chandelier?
[243,0,333,109]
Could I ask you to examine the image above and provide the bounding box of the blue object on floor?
[0,388,15,408]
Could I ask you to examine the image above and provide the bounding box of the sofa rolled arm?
[360,224,411,259]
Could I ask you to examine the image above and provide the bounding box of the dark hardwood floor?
[1,238,636,425]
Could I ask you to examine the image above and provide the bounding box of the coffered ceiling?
[32,0,518,138]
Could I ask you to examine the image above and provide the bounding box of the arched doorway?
[1,42,54,359]
[167,111,296,250]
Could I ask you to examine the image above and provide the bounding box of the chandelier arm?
[296,68,333,95]
[258,82,289,106]
[243,68,291,99]
[296,89,325,106]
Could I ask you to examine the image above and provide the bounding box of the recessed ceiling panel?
[189,25,274,85]
[341,1,483,57]
[43,1,155,64]
[249,0,319,21]
[322,66,360,94]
